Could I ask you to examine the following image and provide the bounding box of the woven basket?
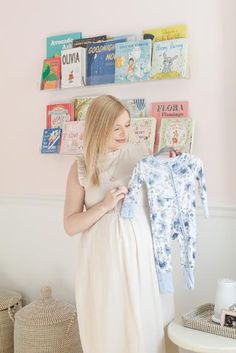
[182,303,236,339]
[14,286,83,353]
[0,289,22,353]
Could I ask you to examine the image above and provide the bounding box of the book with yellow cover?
[73,96,97,121]
[143,24,187,42]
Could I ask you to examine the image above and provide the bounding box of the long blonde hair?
[84,95,130,186]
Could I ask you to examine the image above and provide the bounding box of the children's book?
[115,40,152,83]
[47,32,82,58]
[61,47,86,88]
[129,117,156,152]
[41,128,61,153]
[151,101,189,149]
[122,98,146,117]
[109,33,137,41]
[60,121,85,154]
[73,96,97,120]
[143,24,188,42]
[87,38,126,85]
[40,57,61,90]
[73,35,107,48]
[150,38,188,80]
[158,117,194,153]
[151,101,189,119]
[46,103,74,128]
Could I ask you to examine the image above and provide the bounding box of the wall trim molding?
[197,205,236,218]
[0,193,64,207]
[0,193,236,218]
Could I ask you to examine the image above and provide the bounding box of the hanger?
[155,146,181,156]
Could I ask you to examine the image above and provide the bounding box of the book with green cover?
[47,32,82,58]
[158,117,194,153]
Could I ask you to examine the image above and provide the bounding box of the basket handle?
[8,301,22,322]
[66,311,77,336]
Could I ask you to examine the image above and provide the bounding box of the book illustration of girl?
[68,70,74,82]
[126,57,135,80]
[171,129,179,146]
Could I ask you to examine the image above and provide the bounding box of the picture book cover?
[87,38,126,85]
[150,38,188,80]
[73,96,97,120]
[47,32,82,58]
[73,35,107,48]
[115,39,152,83]
[151,101,189,148]
[61,47,86,88]
[158,117,194,153]
[151,101,189,119]
[143,24,188,42]
[40,57,61,90]
[109,33,137,42]
[122,98,146,117]
[46,103,75,128]
[41,128,62,153]
[60,121,85,154]
[129,117,156,152]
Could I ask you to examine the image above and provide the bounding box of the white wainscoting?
[0,193,235,353]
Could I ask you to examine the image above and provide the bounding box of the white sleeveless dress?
[75,143,175,353]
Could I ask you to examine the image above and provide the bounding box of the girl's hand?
[169,149,181,157]
[101,186,128,212]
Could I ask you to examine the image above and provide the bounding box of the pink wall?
[1,0,235,204]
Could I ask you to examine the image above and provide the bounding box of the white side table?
[168,319,236,353]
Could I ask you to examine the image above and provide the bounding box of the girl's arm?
[64,161,127,236]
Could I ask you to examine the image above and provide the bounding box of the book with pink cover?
[152,101,189,119]
[158,117,194,153]
[46,103,74,128]
[129,117,156,152]
[151,101,189,150]
[60,121,85,154]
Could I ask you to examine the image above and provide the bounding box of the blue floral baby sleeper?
[120,153,208,294]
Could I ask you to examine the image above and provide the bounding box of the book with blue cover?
[110,33,137,41]
[47,32,82,58]
[86,39,126,85]
[41,128,62,153]
[150,38,188,80]
[115,40,152,83]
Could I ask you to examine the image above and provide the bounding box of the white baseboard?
[0,193,235,218]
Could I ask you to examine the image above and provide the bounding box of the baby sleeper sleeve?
[120,161,145,218]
